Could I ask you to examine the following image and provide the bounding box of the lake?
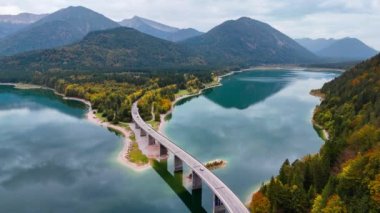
[164,69,339,201]
[0,68,339,212]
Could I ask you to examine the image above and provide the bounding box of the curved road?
[132,102,249,213]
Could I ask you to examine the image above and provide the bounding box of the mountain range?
[296,38,378,61]
[7,5,378,77]
[0,13,47,38]
[0,14,317,75]
[119,16,203,42]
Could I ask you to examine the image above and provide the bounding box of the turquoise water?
[0,86,194,212]
[164,69,339,200]
[0,69,339,212]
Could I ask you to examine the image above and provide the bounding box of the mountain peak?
[183,17,316,65]
[119,16,203,42]
[0,6,119,56]
[317,37,378,60]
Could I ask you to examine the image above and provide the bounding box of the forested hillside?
[250,54,380,212]
[182,17,316,66]
[0,27,205,77]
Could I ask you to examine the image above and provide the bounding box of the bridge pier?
[134,121,140,129]
[148,135,155,145]
[159,144,168,158]
[213,195,226,213]
[192,171,202,190]
[174,155,183,172]
[131,102,249,213]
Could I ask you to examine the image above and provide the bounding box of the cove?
[164,69,340,201]
[0,85,202,212]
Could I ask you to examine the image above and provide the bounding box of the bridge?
[132,102,249,213]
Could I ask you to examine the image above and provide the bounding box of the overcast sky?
[0,0,379,50]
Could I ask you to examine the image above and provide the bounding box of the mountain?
[0,13,47,24]
[0,23,27,39]
[119,16,203,42]
[0,27,203,74]
[0,17,321,77]
[0,6,120,56]
[295,38,337,53]
[317,37,378,60]
[296,37,378,61]
[0,13,47,38]
[182,17,317,66]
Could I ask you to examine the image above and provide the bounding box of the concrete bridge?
[132,102,249,213]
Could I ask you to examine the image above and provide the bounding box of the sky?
[0,0,379,50]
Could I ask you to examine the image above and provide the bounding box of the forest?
[250,54,380,212]
[7,70,213,124]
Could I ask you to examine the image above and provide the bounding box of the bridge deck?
[132,102,249,213]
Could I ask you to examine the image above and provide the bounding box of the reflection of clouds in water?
[1,162,78,190]
[275,77,334,102]
[237,77,296,83]
[0,108,78,126]
[166,70,340,198]
[0,89,197,212]
[236,70,336,83]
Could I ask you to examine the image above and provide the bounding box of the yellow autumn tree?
[369,174,380,209]
[322,194,347,213]
[250,191,270,213]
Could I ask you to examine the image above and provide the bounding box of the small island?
[205,159,227,170]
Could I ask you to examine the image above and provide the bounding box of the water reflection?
[204,71,292,110]
[0,86,193,212]
[165,69,340,201]
[0,85,85,118]
[152,160,207,213]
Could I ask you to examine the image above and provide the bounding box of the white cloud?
[0,5,22,14]
[0,0,379,49]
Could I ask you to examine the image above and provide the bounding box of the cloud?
[0,5,22,14]
[0,0,378,49]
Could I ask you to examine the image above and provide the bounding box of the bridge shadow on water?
[151,160,207,213]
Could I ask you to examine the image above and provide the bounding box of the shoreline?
[1,65,340,199]
[158,68,245,133]
[310,90,330,141]
[250,65,345,72]
[158,65,343,133]
[1,82,150,172]
[156,66,339,204]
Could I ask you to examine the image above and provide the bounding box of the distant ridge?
[0,13,47,24]
[0,6,120,56]
[0,13,47,39]
[295,38,337,53]
[119,16,203,42]
[296,37,378,61]
[317,37,378,60]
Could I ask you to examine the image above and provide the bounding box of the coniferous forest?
[250,53,380,212]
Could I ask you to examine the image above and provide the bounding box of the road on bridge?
[132,102,249,213]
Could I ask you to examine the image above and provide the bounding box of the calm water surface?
[164,69,339,200]
[0,86,191,212]
[0,69,339,212]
